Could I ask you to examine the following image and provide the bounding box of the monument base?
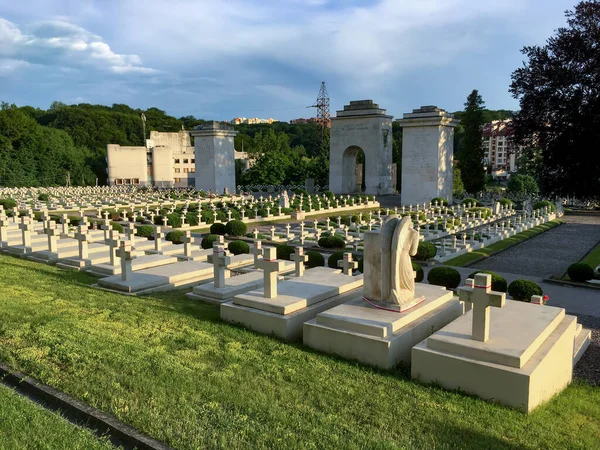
[411,301,587,412]
[303,284,463,369]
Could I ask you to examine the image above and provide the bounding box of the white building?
[481,119,522,177]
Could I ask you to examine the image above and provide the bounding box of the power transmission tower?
[307,81,330,125]
[141,113,147,145]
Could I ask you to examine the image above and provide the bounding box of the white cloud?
[0,18,156,75]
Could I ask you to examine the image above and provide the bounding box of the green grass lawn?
[0,254,598,449]
[444,220,563,267]
[580,243,600,269]
[0,383,115,449]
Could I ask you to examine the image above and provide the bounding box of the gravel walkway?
[471,213,600,277]
[573,314,600,386]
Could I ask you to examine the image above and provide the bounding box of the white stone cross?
[251,240,263,268]
[212,245,231,288]
[290,247,308,277]
[105,230,121,266]
[270,226,276,240]
[46,220,59,253]
[183,230,193,256]
[119,241,136,281]
[74,225,90,259]
[154,226,164,252]
[337,252,358,276]
[458,273,506,342]
[256,247,285,299]
[19,217,33,247]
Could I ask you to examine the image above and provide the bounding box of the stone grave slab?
[411,300,586,412]
[89,254,178,277]
[303,283,463,369]
[186,271,280,305]
[221,267,364,342]
[97,261,214,294]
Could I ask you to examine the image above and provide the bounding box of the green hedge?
[427,267,461,289]
[136,225,154,238]
[327,251,345,269]
[416,242,437,261]
[467,270,507,292]
[110,222,123,232]
[0,198,17,209]
[166,230,184,244]
[210,223,227,235]
[508,279,542,301]
[166,213,182,228]
[498,198,513,207]
[276,244,295,261]
[228,240,250,255]
[413,262,424,282]
[567,263,594,282]
[430,197,448,207]
[225,220,247,237]
[318,235,346,249]
[306,251,325,268]
[201,234,219,249]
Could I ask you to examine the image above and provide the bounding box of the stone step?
[573,326,592,368]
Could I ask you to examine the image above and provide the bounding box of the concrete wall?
[106,145,148,186]
[152,146,173,187]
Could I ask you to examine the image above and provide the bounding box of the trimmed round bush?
[467,270,507,292]
[306,251,325,268]
[69,216,82,227]
[228,240,250,255]
[201,234,219,249]
[225,220,247,237]
[427,267,461,289]
[166,213,182,228]
[276,244,295,261]
[111,222,123,232]
[430,197,448,206]
[413,262,424,282]
[136,225,154,238]
[534,200,556,212]
[498,198,513,207]
[461,197,478,206]
[567,263,594,282]
[37,193,49,201]
[166,230,185,244]
[0,198,17,209]
[508,279,542,301]
[210,222,227,235]
[318,235,346,249]
[185,212,199,226]
[328,251,345,269]
[416,241,437,261]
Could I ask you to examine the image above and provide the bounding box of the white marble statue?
[380,215,420,305]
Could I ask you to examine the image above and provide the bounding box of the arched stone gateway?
[329,100,393,195]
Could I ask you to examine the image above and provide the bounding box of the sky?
[0,0,579,122]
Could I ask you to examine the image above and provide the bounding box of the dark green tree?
[510,1,600,198]
[457,90,486,193]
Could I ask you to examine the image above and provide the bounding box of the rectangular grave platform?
[411,300,581,412]
[207,252,254,269]
[221,267,364,341]
[96,260,214,294]
[186,271,266,305]
[88,254,178,277]
[303,283,463,369]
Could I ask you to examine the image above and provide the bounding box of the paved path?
[470,213,600,277]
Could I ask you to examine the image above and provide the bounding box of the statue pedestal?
[303,283,463,369]
[363,296,425,313]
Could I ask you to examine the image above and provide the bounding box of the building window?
[175,168,180,173]
[174,159,180,164]
[191,159,195,163]
[191,168,196,173]
[115,179,122,185]
[174,178,181,182]
[183,168,189,173]
[124,179,131,185]
[183,159,189,164]
[132,178,139,185]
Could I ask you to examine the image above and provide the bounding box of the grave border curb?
[0,361,173,450]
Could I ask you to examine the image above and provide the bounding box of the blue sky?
[0,0,577,121]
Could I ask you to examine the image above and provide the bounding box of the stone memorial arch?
[329,100,394,195]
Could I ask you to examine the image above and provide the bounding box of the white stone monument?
[329,100,393,195]
[190,121,237,194]
[397,106,459,206]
